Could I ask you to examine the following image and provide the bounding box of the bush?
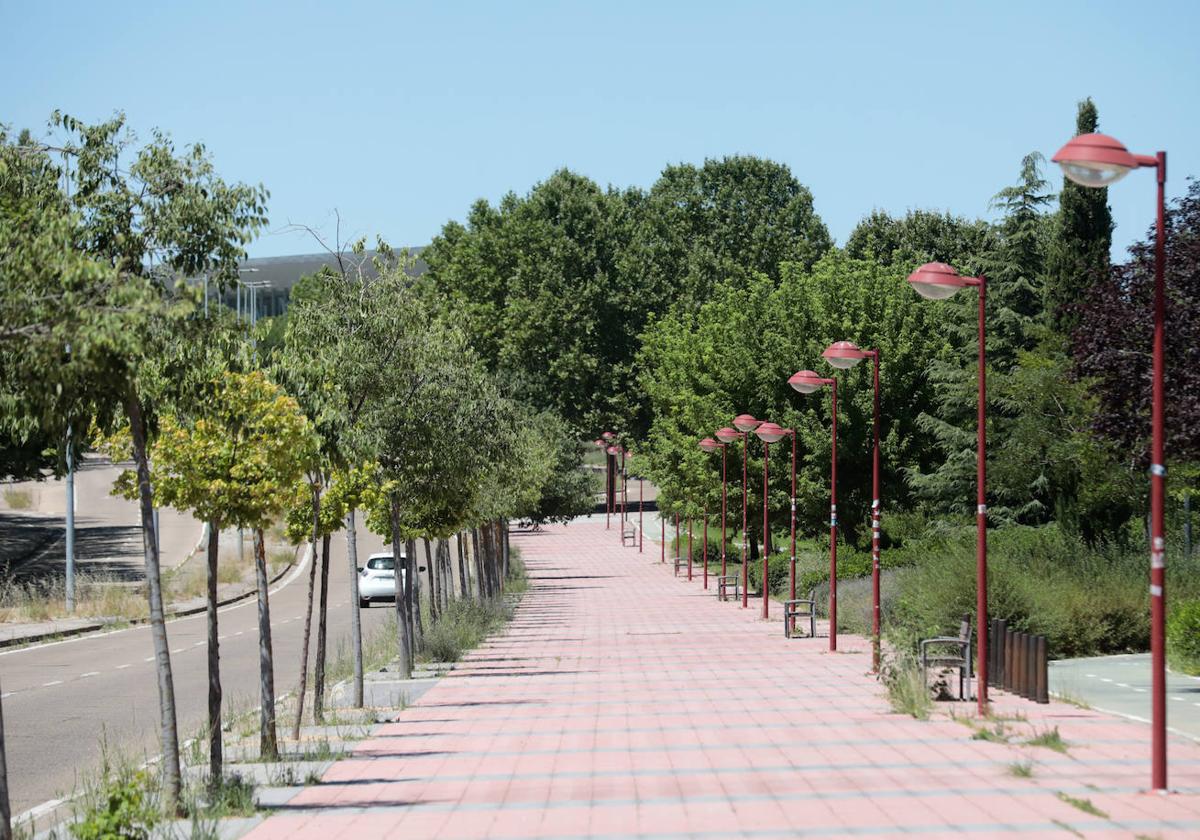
[420,597,513,663]
[72,765,159,840]
[1168,599,1200,675]
[747,550,790,595]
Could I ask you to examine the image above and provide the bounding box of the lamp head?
[698,438,720,453]
[754,422,788,443]
[907,262,970,300]
[1052,132,1137,188]
[788,370,825,394]
[823,340,868,369]
[714,427,741,443]
[733,414,762,432]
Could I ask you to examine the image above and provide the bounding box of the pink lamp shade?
[823,340,868,370]
[754,422,788,443]
[1052,132,1138,188]
[733,414,762,432]
[698,438,720,453]
[788,370,825,394]
[593,439,605,448]
[907,262,971,301]
[714,427,741,444]
[606,445,620,456]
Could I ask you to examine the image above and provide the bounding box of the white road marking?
[1115,682,1129,688]
[1099,678,1113,683]
[193,641,204,647]
[80,672,99,678]
[1,692,13,698]
[43,680,62,687]
[117,664,131,670]
[235,631,245,636]
[1171,695,1186,701]
[171,648,184,654]
[1085,673,1097,678]
[144,656,155,662]
[1132,688,1146,693]
[219,635,228,641]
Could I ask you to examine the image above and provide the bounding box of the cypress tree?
[1045,97,1114,334]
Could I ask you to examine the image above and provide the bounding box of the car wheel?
[358,598,369,609]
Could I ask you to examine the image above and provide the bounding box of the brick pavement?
[243,517,1200,838]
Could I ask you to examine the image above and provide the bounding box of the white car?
[357,551,426,608]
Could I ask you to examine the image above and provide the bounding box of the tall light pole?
[824,340,883,671]
[754,422,793,620]
[1052,131,1169,790]
[595,438,610,528]
[755,422,795,614]
[789,371,839,651]
[906,262,988,714]
[699,438,728,578]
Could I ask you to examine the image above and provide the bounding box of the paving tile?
[243,517,1200,839]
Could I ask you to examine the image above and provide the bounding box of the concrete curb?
[0,544,300,651]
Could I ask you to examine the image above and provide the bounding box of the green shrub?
[420,597,512,663]
[880,651,932,719]
[1168,599,1200,675]
[747,551,790,595]
[72,766,159,840]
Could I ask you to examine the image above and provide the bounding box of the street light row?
[681,129,1171,791]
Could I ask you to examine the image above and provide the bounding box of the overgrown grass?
[1026,726,1069,753]
[1056,791,1107,818]
[2,487,33,509]
[971,723,1011,744]
[1008,760,1034,778]
[419,597,513,663]
[885,523,1200,659]
[0,574,148,623]
[880,652,932,720]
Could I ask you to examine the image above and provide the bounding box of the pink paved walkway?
[246,517,1200,838]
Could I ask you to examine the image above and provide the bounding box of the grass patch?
[1008,760,1033,778]
[186,772,256,819]
[971,723,1011,744]
[2,487,33,509]
[419,597,513,663]
[1026,726,1069,753]
[1052,819,1084,838]
[0,574,149,623]
[881,652,932,720]
[1055,791,1108,818]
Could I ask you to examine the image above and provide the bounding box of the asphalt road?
[1,528,396,815]
[1050,652,1200,740]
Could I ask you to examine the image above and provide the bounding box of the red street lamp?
[731,415,764,608]
[628,451,643,554]
[699,437,729,580]
[607,444,624,537]
[1054,131,1169,791]
[755,422,795,621]
[824,340,883,672]
[789,370,839,651]
[594,438,611,529]
[907,262,988,714]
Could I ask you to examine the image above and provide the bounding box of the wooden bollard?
[1025,633,1037,700]
[994,619,1007,688]
[1015,632,1027,698]
[1003,627,1013,692]
[1036,635,1049,704]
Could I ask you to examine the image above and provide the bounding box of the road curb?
[0,546,300,651]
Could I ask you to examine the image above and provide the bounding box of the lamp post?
[824,340,883,672]
[754,422,794,620]
[687,510,694,581]
[594,439,608,525]
[906,262,988,714]
[755,422,796,618]
[699,437,728,579]
[607,444,626,539]
[788,371,839,651]
[602,432,616,528]
[702,507,709,590]
[1053,131,1169,790]
[728,416,763,608]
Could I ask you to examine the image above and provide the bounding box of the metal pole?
[639,478,644,553]
[742,432,749,609]
[65,426,75,613]
[703,510,708,590]
[721,444,728,578]
[687,512,693,581]
[789,431,797,603]
[661,513,665,563]
[830,379,838,652]
[606,452,611,530]
[976,277,989,713]
[762,439,770,619]
[871,349,882,673]
[1150,153,1168,790]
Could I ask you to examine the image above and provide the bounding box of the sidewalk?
[243,517,1200,839]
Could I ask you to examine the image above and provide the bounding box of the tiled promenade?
[246,517,1200,838]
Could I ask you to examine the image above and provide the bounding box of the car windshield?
[366,557,395,571]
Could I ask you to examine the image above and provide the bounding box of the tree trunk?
[389,498,412,679]
[345,509,364,707]
[471,528,484,600]
[205,522,223,786]
[500,520,509,591]
[424,538,437,623]
[124,391,182,810]
[254,527,278,759]
[481,524,496,598]
[457,532,469,599]
[439,539,451,610]
[314,532,331,723]
[0,676,10,840]
[292,487,320,742]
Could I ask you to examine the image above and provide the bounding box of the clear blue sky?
[4,1,1198,260]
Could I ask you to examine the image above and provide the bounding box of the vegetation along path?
[244,517,1200,838]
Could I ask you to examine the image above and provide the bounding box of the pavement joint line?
[472,822,1200,839]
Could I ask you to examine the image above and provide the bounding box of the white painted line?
[235,631,245,636]
[1171,696,1186,701]
[144,656,155,662]
[80,672,99,678]
[171,648,184,654]
[1,692,13,698]
[1132,688,1146,693]
[219,635,228,641]
[1100,678,1113,683]
[1085,673,1097,678]
[193,641,204,647]
[117,664,131,670]
[42,680,62,687]
[1115,682,1130,688]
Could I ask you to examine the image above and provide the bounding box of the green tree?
[0,114,267,810]
[1045,97,1113,334]
[845,208,990,270]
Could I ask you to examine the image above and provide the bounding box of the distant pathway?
[246,516,1200,838]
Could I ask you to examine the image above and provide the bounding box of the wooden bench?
[716,574,740,602]
[920,613,972,701]
[783,588,817,638]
